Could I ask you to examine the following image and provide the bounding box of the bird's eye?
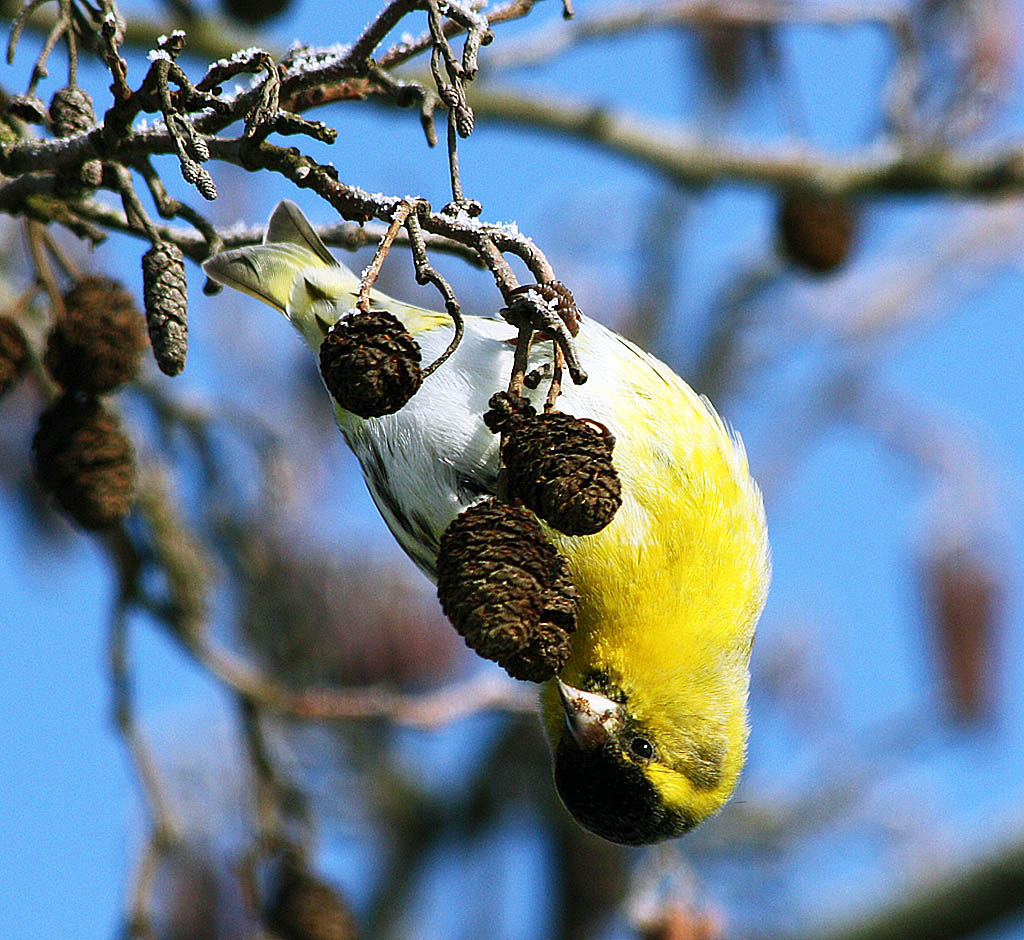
[629,737,654,761]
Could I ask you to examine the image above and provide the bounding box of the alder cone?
[265,858,357,940]
[7,94,48,124]
[33,395,136,530]
[44,277,146,393]
[437,499,579,682]
[319,310,423,418]
[778,190,856,273]
[485,392,621,536]
[49,86,95,137]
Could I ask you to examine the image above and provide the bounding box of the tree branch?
[192,640,536,726]
[467,86,1024,195]
[68,196,484,266]
[481,0,912,72]
[0,0,278,65]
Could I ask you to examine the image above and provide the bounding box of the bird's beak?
[556,679,624,751]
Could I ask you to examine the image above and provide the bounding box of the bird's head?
[543,675,747,845]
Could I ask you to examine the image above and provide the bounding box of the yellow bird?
[204,201,771,845]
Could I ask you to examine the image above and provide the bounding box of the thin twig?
[238,699,312,858]
[135,157,223,257]
[24,219,65,317]
[377,0,539,70]
[405,208,465,378]
[465,232,522,298]
[110,164,161,243]
[507,324,533,398]
[194,637,535,726]
[2,283,43,319]
[447,111,464,202]
[65,197,483,265]
[6,0,51,66]
[105,524,184,940]
[97,3,131,102]
[365,58,441,146]
[24,0,72,94]
[357,201,413,312]
[125,834,162,940]
[64,2,76,83]
[106,534,184,845]
[544,342,564,412]
[38,224,80,279]
[465,86,1024,196]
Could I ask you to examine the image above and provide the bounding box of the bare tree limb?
[0,0,278,64]
[481,0,912,72]
[466,86,1024,195]
[64,196,480,265]
[193,640,537,726]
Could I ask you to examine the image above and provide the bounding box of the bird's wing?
[202,202,507,577]
[205,201,450,351]
[264,199,338,266]
[339,314,513,578]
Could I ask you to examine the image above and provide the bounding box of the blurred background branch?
[771,831,1024,940]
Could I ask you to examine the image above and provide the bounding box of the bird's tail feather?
[203,200,361,349]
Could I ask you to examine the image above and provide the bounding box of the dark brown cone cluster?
[142,242,189,376]
[264,856,358,940]
[0,316,29,399]
[32,396,135,530]
[437,499,579,682]
[319,309,423,418]
[778,190,856,273]
[44,277,146,393]
[485,392,621,536]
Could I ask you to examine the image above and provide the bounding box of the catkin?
[142,242,189,376]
